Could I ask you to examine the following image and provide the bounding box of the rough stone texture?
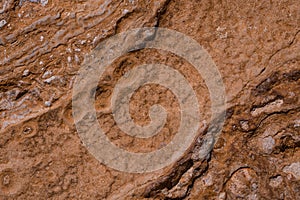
[0,0,299,199]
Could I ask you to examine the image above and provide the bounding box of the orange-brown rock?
[0,0,299,199]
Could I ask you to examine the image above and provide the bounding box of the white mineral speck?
[123,9,129,14]
[44,76,56,83]
[80,40,86,44]
[216,26,228,39]
[45,101,51,107]
[75,54,80,63]
[67,56,72,63]
[41,0,48,6]
[92,36,98,44]
[23,69,30,76]
[42,70,52,78]
[294,119,300,128]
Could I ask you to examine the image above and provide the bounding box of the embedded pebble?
[269,176,282,187]
[261,136,275,154]
[0,19,7,28]
[251,99,284,117]
[42,70,52,78]
[294,119,300,128]
[44,76,56,83]
[45,101,52,107]
[218,192,226,200]
[123,9,129,14]
[21,0,48,6]
[74,54,80,63]
[23,126,32,135]
[283,162,300,180]
[23,69,30,76]
[225,168,258,198]
[41,0,48,6]
[240,120,250,131]
[0,169,23,195]
[67,56,72,63]
[202,173,213,186]
[2,174,10,185]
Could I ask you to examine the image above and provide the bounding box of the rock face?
[0,0,299,199]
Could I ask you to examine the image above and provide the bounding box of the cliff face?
[0,0,299,199]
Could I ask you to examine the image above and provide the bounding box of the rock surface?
[0,0,299,199]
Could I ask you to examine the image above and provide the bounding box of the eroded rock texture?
[0,0,299,199]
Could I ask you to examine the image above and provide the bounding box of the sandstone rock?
[0,0,299,199]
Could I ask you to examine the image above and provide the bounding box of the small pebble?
[80,40,86,44]
[23,126,32,134]
[269,176,282,187]
[123,9,129,14]
[42,70,52,78]
[240,120,249,131]
[23,69,30,76]
[283,162,300,180]
[202,173,213,186]
[2,175,10,186]
[0,19,7,28]
[294,119,300,128]
[261,136,275,154]
[218,192,226,200]
[44,76,56,83]
[74,54,80,63]
[45,101,52,107]
[41,0,48,6]
[67,56,72,63]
